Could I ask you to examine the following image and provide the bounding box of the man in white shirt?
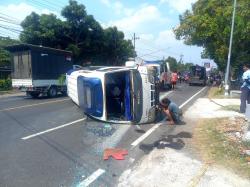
[240,64,250,113]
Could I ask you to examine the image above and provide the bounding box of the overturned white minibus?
[66,66,157,124]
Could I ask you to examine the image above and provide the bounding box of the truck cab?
[66,66,157,124]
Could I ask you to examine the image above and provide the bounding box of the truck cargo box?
[5,44,73,97]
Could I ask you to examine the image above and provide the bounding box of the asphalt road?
[0,83,208,187]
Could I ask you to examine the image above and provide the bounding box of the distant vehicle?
[66,66,158,124]
[189,65,206,86]
[6,44,73,98]
[126,58,171,90]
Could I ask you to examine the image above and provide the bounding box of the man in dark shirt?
[160,98,181,125]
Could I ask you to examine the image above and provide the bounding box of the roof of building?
[5,43,72,55]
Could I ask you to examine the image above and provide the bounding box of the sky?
[0,0,215,66]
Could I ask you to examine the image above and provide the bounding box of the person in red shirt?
[171,71,178,89]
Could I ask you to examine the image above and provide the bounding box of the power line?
[0,31,10,37]
[0,28,19,38]
[137,39,181,56]
[0,19,21,26]
[27,0,61,12]
[0,13,21,23]
[0,25,22,34]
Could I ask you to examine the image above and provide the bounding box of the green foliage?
[0,78,12,91]
[174,0,250,71]
[0,37,20,67]
[58,74,66,85]
[20,0,135,66]
[165,56,194,72]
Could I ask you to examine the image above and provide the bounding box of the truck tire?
[61,91,67,96]
[28,92,40,98]
[48,87,57,98]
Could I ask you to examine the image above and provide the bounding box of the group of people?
[168,71,189,90]
[162,63,250,125]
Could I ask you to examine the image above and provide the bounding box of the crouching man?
[160,98,182,125]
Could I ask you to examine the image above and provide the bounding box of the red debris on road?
[103,148,128,160]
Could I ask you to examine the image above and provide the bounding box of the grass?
[0,89,16,95]
[222,105,240,113]
[207,87,225,99]
[193,118,250,178]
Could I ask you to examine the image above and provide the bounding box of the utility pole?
[225,0,237,96]
[179,54,184,63]
[132,33,140,50]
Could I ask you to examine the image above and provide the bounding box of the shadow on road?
[139,131,192,154]
[25,94,68,100]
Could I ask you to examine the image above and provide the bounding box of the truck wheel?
[48,87,57,98]
[61,91,67,96]
[28,92,40,98]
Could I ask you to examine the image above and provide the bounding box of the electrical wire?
[0,25,22,34]
[27,0,61,12]
[0,13,21,23]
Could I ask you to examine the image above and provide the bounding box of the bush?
[0,78,12,91]
[58,74,66,85]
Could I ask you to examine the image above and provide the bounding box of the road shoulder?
[118,97,250,187]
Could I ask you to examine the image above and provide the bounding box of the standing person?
[160,71,168,90]
[178,72,182,83]
[240,64,250,113]
[171,71,178,89]
[160,98,182,125]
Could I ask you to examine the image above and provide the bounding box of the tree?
[102,27,135,65]
[165,56,194,72]
[20,12,64,48]
[20,0,135,66]
[174,0,250,71]
[0,37,20,67]
[166,56,178,71]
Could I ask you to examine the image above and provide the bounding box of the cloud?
[100,0,111,7]
[100,0,134,16]
[109,5,169,33]
[160,0,197,13]
[0,3,58,22]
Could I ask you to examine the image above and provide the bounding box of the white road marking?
[131,86,207,147]
[0,97,26,103]
[179,87,207,109]
[21,118,86,140]
[160,91,173,100]
[131,125,160,147]
[78,169,105,187]
[0,92,25,99]
[0,98,70,112]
